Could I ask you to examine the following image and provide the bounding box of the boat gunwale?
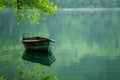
[22,37,56,43]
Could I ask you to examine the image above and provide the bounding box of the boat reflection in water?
[22,49,56,66]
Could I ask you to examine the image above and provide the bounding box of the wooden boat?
[22,36,55,51]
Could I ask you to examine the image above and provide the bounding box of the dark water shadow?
[22,49,56,66]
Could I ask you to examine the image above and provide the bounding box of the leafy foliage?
[17,65,58,80]
[0,65,58,80]
[0,0,58,24]
[0,77,6,80]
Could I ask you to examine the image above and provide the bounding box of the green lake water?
[0,9,120,80]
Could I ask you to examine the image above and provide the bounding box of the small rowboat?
[22,33,55,51]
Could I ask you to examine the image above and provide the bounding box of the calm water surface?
[0,9,120,80]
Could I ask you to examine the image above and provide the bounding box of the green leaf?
[0,0,58,25]
[0,76,6,80]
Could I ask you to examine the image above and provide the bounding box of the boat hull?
[23,41,52,51]
[22,37,55,51]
